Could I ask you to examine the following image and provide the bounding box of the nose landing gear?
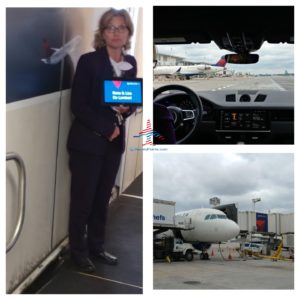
[200,252,209,260]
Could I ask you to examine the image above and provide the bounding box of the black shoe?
[92,251,118,265]
[72,256,96,273]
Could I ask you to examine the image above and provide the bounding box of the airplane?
[153,65,182,76]
[153,56,227,79]
[154,207,240,260]
[41,35,82,64]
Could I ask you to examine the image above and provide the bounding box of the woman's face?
[103,16,130,51]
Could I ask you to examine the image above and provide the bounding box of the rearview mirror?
[225,53,259,64]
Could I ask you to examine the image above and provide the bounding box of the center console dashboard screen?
[219,110,269,131]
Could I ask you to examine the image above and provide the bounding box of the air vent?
[240,94,251,102]
[226,94,236,102]
[271,110,294,121]
[254,94,267,102]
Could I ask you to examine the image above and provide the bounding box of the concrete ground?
[154,75,294,92]
[154,255,294,290]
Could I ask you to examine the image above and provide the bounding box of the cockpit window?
[205,214,227,220]
[217,215,227,219]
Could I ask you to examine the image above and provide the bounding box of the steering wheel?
[154,85,203,144]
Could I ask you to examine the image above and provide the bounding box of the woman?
[67,8,137,273]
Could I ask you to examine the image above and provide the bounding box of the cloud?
[153,153,294,213]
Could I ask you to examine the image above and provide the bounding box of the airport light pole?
[252,198,261,212]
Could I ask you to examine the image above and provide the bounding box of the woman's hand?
[112,105,130,114]
[109,126,120,141]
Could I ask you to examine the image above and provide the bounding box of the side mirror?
[225,53,259,64]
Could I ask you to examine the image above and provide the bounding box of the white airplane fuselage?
[154,58,226,78]
[41,35,82,64]
[178,65,224,76]
[154,65,181,76]
[176,208,240,243]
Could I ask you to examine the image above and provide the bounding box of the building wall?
[156,53,183,66]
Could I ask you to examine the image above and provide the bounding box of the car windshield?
[154,42,294,92]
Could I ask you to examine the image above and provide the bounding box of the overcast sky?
[153,153,294,214]
[157,42,294,75]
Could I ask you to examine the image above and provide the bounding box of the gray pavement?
[154,256,294,290]
[154,75,294,92]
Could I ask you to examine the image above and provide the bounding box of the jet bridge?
[214,203,238,223]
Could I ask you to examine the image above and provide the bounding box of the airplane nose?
[229,221,240,238]
[217,220,240,241]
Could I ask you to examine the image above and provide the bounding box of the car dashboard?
[155,89,294,144]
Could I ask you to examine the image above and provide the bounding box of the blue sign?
[103,79,142,105]
[256,213,268,232]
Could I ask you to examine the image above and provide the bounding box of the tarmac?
[153,245,294,290]
[154,75,294,92]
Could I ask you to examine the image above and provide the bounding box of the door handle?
[6,152,26,253]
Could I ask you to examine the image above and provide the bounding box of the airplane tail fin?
[212,55,227,67]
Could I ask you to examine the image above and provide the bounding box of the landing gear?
[200,252,209,260]
[192,242,211,260]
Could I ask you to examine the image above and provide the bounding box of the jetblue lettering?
[153,214,166,221]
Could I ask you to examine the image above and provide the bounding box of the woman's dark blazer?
[67,47,137,155]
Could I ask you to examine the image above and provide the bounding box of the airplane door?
[118,109,143,193]
[6,93,62,293]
